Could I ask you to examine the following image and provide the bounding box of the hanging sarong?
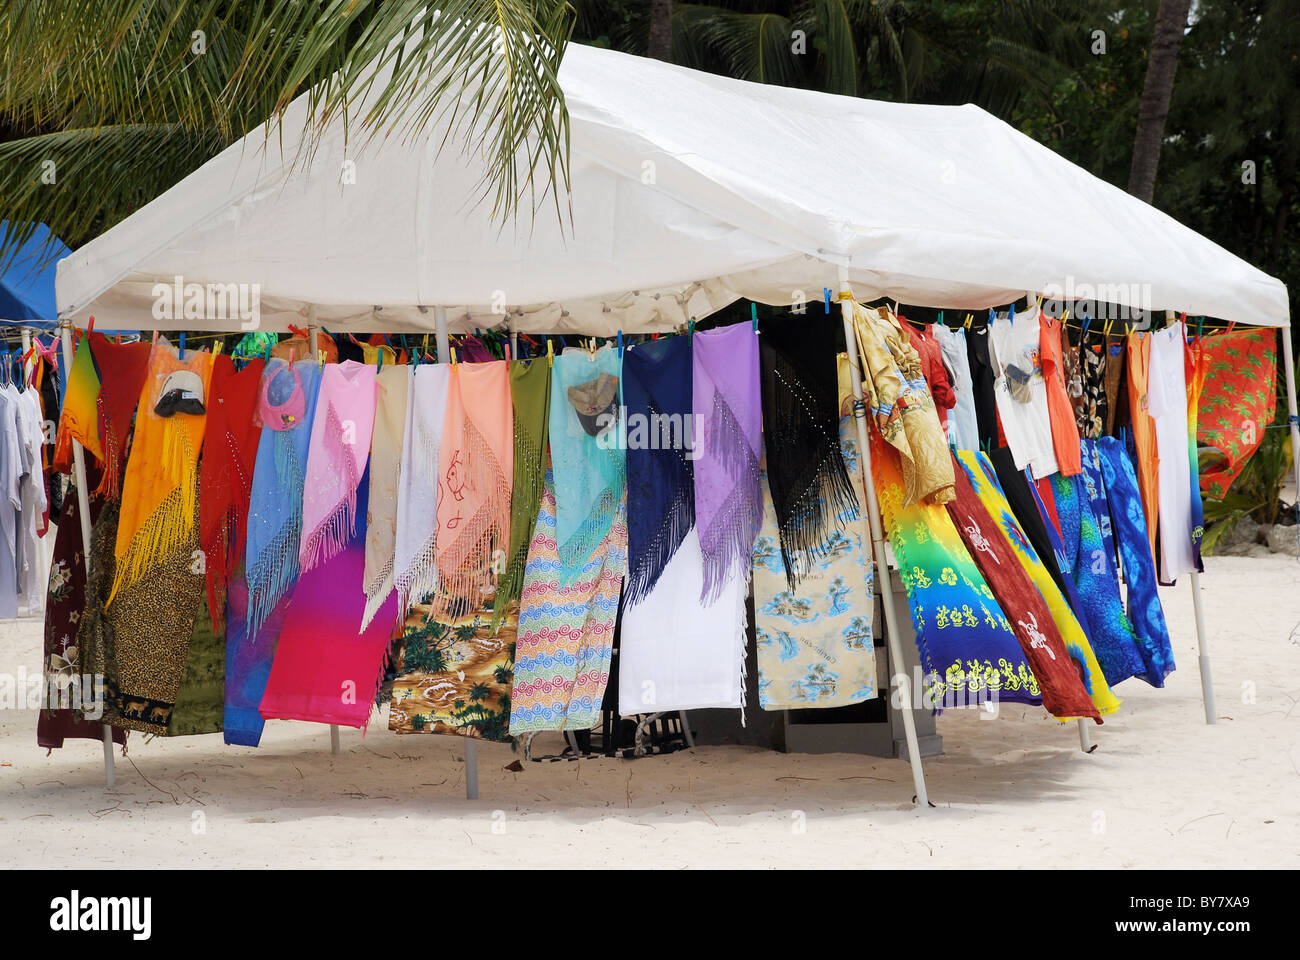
[388,555,517,741]
[1049,454,1148,687]
[108,341,213,605]
[37,467,127,750]
[393,364,449,613]
[1094,436,1175,686]
[434,360,512,617]
[623,336,694,605]
[758,316,858,587]
[243,359,321,642]
[494,357,550,628]
[168,590,225,736]
[198,355,265,628]
[223,576,293,746]
[753,356,875,710]
[1184,335,1206,567]
[946,456,1099,721]
[550,346,625,578]
[874,433,1036,708]
[1078,329,1108,440]
[1126,333,1160,558]
[51,336,102,470]
[510,468,627,734]
[260,471,396,729]
[955,450,1120,716]
[1196,328,1276,499]
[360,365,409,629]
[299,360,376,573]
[693,322,763,600]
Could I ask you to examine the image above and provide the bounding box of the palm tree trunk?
[648,0,673,61]
[1127,0,1192,203]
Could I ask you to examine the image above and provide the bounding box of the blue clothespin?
[823,288,832,314]
[750,303,758,332]
[688,319,695,336]
[1008,302,1016,326]
[178,333,185,359]
[1082,315,1092,339]
[987,308,996,327]
[617,330,624,357]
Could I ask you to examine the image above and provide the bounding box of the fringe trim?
[393,402,444,614]
[558,489,618,577]
[434,416,511,619]
[623,481,693,607]
[299,403,359,573]
[245,519,302,640]
[360,556,395,633]
[93,397,124,500]
[699,390,762,602]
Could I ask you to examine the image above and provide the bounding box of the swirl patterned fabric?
[872,431,1037,708]
[510,468,627,734]
[955,451,1121,717]
[1094,437,1175,686]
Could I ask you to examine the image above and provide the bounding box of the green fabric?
[169,592,226,736]
[494,358,551,627]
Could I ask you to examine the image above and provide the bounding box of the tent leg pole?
[434,306,451,361]
[836,266,930,810]
[1189,569,1216,724]
[59,324,115,788]
[1076,718,1095,753]
[1280,323,1300,528]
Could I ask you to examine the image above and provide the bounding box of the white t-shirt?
[935,325,980,451]
[1148,322,1196,580]
[988,303,1059,479]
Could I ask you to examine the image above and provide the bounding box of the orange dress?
[1039,315,1082,476]
[1126,332,1160,558]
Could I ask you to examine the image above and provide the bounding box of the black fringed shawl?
[758,317,858,587]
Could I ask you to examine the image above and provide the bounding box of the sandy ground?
[2,554,1298,869]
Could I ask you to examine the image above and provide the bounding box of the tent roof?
[2,221,71,329]
[56,42,1290,334]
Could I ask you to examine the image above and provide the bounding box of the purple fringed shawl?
[693,323,763,599]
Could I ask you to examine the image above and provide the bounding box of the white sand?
[2,554,1298,869]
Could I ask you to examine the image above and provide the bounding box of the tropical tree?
[0,1,575,267]
[1127,0,1192,201]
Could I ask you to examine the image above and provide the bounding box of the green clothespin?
[751,303,758,332]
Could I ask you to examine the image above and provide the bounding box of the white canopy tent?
[54,40,1295,804]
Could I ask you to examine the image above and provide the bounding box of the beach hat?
[566,373,619,436]
[154,369,206,416]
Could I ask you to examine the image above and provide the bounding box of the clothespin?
[546,339,554,368]
[750,303,758,332]
[377,349,383,371]
[964,313,973,330]
[214,340,224,356]
[1081,313,1091,339]
[1226,319,1237,335]
[937,310,945,328]
[1035,295,1043,312]
[987,308,995,328]
[1196,316,1205,339]
[688,319,695,336]
[451,347,458,366]
[617,330,623,358]
[178,333,185,359]
[1104,318,1114,338]
[87,316,95,333]
[289,348,296,365]
[152,329,160,345]
[1008,302,1016,325]
[823,288,831,314]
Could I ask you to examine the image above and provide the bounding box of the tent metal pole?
[58,323,115,788]
[305,318,343,755]
[432,304,479,799]
[1076,717,1094,752]
[1189,569,1215,724]
[835,265,929,810]
[1281,322,1300,537]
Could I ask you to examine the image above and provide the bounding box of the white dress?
[988,303,1059,479]
[1148,322,1197,580]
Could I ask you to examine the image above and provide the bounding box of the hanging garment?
[223,576,293,746]
[37,468,127,750]
[1184,335,1206,567]
[693,322,763,600]
[107,341,213,605]
[872,431,1037,708]
[619,527,747,716]
[1049,458,1148,687]
[1126,332,1160,559]
[623,336,694,605]
[88,335,154,500]
[388,551,518,741]
[52,336,102,470]
[360,364,409,629]
[1039,313,1083,476]
[752,355,875,711]
[988,304,1059,479]
[198,354,265,628]
[434,359,512,616]
[0,389,20,619]
[989,447,1074,623]
[550,346,625,577]
[851,302,955,507]
[1104,333,1128,436]
[243,359,321,638]
[954,451,1120,716]
[299,360,377,573]
[393,364,449,614]
[758,316,857,587]
[945,455,1099,721]
[1094,436,1175,686]
[1148,322,1198,581]
[935,324,980,451]
[1196,328,1276,499]
[903,322,956,430]
[494,356,550,628]
[261,471,397,729]
[168,591,225,736]
[965,323,1001,451]
[1059,322,1088,435]
[1078,328,1108,439]
[13,384,48,612]
[509,469,627,734]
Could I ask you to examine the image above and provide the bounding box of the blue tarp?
[0,221,70,329]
